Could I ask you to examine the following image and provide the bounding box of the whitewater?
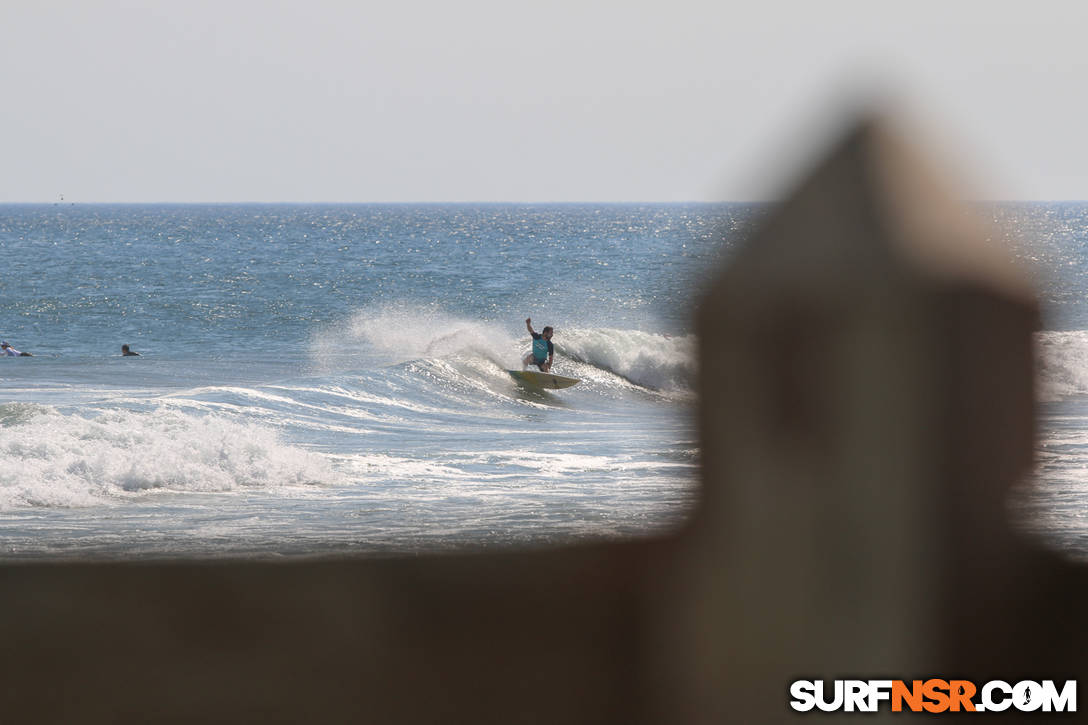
[0,316,699,557]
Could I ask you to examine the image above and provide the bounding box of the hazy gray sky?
[3,1,1087,202]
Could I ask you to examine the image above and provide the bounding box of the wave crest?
[310,304,696,394]
[557,328,695,392]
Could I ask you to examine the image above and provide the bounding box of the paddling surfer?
[522,318,554,372]
[1,341,32,357]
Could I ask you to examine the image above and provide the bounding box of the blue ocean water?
[0,203,762,559]
[1,202,1086,560]
[992,203,1088,561]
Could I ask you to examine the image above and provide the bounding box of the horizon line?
[0,199,1081,206]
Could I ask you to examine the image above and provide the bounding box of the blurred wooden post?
[656,116,1084,722]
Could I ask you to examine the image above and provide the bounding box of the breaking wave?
[309,304,696,394]
[0,405,340,509]
[557,328,695,392]
[1036,330,1088,402]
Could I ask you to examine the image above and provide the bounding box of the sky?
[3,1,1088,203]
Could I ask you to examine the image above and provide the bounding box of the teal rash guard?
[531,333,553,363]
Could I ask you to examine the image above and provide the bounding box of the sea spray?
[310,303,517,371]
[556,328,696,392]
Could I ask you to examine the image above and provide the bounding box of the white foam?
[344,453,476,481]
[0,405,341,510]
[556,328,695,392]
[1036,330,1088,402]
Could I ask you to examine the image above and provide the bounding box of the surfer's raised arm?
[525,317,535,336]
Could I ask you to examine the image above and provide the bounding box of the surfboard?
[507,370,580,390]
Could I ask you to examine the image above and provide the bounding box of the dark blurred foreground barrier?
[4,117,1084,723]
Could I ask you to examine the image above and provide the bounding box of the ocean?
[0,202,1084,561]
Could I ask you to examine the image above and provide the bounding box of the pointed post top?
[703,114,1034,322]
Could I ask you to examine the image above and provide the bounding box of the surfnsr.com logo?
[789,679,1076,714]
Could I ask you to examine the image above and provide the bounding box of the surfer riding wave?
[521,318,554,372]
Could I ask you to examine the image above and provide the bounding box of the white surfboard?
[507,370,580,390]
